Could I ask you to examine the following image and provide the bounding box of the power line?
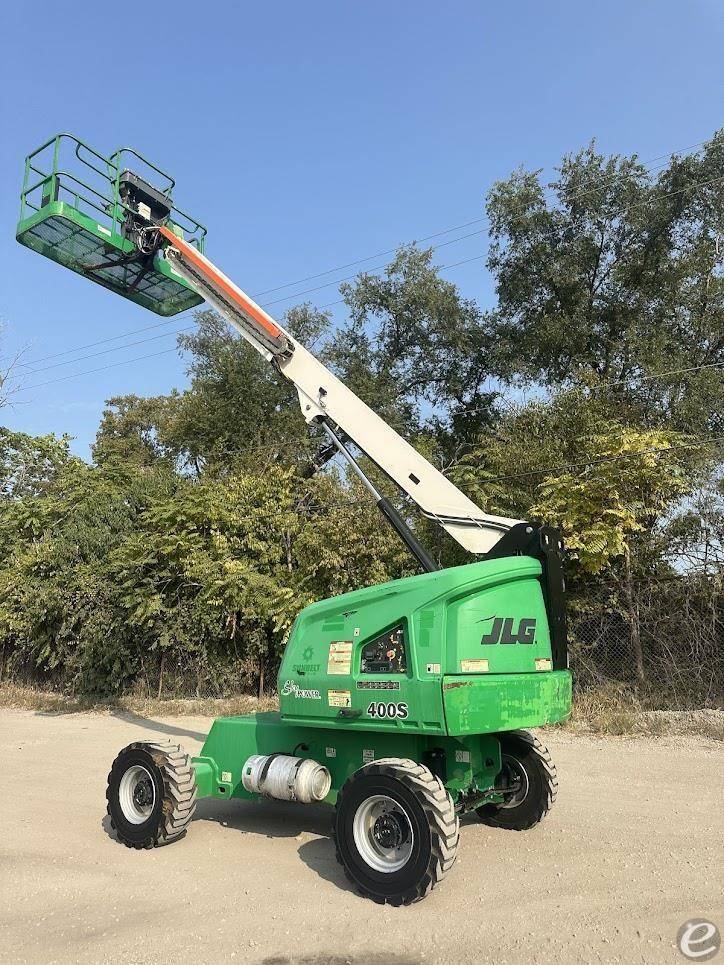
[15,138,712,371]
[13,231,488,377]
[15,317,722,408]
[252,166,724,312]
[260,228,490,308]
[13,252,488,389]
[249,137,709,299]
[22,326,195,376]
[251,218,493,298]
[15,347,181,390]
[14,313,192,369]
[12,157,724,396]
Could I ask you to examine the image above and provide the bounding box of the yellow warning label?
[328,690,351,708]
[535,658,552,671]
[461,659,489,673]
[327,641,353,675]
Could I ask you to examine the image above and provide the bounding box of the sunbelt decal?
[281,679,322,700]
[479,616,536,645]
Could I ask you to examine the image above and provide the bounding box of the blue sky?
[1,1,722,457]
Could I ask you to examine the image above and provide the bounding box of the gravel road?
[0,708,721,965]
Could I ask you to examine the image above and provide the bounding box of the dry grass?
[0,682,278,717]
[565,683,724,739]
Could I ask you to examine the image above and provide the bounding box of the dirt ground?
[0,709,721,965]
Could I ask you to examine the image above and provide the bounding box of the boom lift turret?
[18,135,572,905]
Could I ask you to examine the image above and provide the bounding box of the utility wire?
[8,158,724,402]
[16,348,181,390]
[15,138,713,372]
[259,229,490,307]
[249,137,709,298]
[14,313,192,369]
[14,253,489,385]
[21,326,195,376]
[249,169,724,312]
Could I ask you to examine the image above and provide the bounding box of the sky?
[1,1,722,458]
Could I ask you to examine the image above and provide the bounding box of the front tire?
[334,758,458,905]
[106,741,197,849]
[477,730,557,830]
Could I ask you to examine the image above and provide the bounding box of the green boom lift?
[18,135,572,905]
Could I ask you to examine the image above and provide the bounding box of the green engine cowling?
[277,555,571,736]
[191,555,570,806]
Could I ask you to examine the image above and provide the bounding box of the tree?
[485,132,724,434]
[331,246,499,451]
[3,133,723,701]
[93,394,179,470]
[454,395,699,575]
[456,405,696,683]
[168,307,330,475]
[529,427,691,577]
[0,325,23,410]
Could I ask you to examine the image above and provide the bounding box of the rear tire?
[334,758,458,905]
[106,741,196,849]
[477,730,557,831]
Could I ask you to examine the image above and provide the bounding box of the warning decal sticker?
[461,658,489,673]
[327,641,353,675]
[328,690,352,708]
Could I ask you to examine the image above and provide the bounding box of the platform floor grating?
[20,215,200,315]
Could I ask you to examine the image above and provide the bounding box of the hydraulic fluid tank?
[242,754,331,804]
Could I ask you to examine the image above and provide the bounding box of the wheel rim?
[352,794,414,873]
[499,754,529,809]
[118,764,156,824]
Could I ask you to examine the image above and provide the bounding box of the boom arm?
[157,226,521,555]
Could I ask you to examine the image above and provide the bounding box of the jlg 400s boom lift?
[17,135,572,905]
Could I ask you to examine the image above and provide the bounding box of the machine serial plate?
[356,680,400,691]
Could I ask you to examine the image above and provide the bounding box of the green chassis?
[191,556,572,809]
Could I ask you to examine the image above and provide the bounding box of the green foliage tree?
[486,133,724,433]
[331,246,499,445]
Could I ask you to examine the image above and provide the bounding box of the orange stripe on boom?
[158,226,284,340]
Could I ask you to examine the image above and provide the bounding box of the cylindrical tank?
[241,754,331,804]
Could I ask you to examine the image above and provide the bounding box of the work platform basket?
[16,134,207,316]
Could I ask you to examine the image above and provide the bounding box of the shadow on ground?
[193,795,333,838]
[101,813,122,845]
[296,837,356,896]
[195,796,360,895]
[109,709,207,742]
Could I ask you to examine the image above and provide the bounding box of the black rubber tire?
[106,741,196,849]
[334,757,459,905]
[476,730,557,831]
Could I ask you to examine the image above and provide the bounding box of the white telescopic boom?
[158,227,521,554]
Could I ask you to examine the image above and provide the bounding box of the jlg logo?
[479,617,536,645]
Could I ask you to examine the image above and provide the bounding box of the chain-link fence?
[568,573,722,707]
[121,572,722,707]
